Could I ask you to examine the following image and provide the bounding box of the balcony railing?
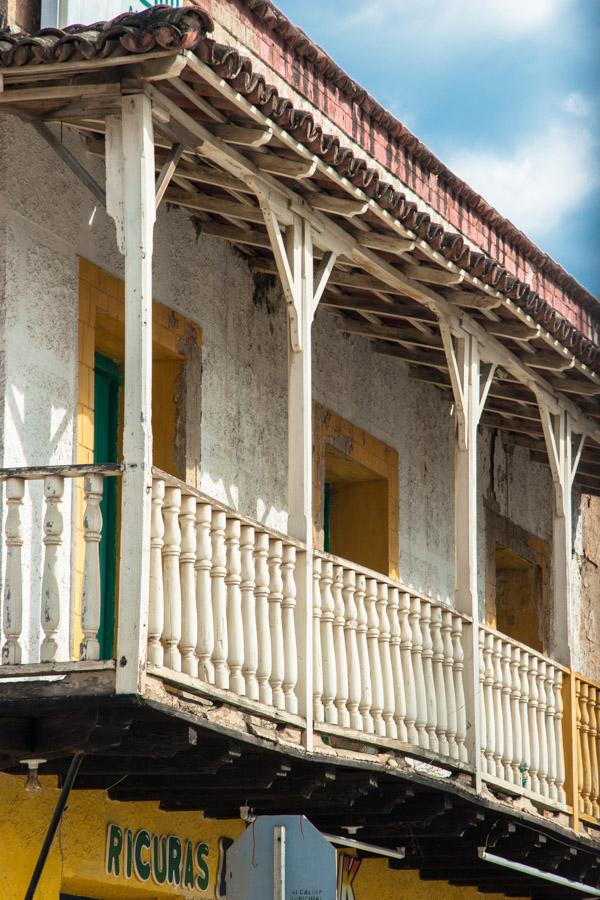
[1,464,598,831]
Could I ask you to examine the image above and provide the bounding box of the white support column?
[106,93,156,694]
[441,324,496,788]
[536,395,585,665]
[259,196,337,749]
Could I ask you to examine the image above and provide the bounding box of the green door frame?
[93,353,120,660]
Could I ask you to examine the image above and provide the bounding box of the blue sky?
[276,0,600,296]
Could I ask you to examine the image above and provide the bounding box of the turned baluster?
[588,687,600,818]
[210,509,228,689]
[483,632,496,776]
[195,503,214,683]
[333,566,349,727]
[553,669,566,805]
[576,680,585,815]
[240,526,258,700]
[519,650,531,790]
[343,569,362,731]
[356,574,374,734]
[389,588,408,743]
[41,475,65,662]
[2,477,25,664]
[421,601,438,753]
[179,494,198,678]
[378,583,397,739]
[163,487,183,672]
[492,637,505,780]
[501,642,514,783]
[226,518,245,696]
[320,560,337,725]
[312,556,324,723]
[581,683,593,815]
[281,544,298,715]
[478,630,487,771]
[536,660,549,797]
[545,665,558,802]
[410,596,428,749]
[431,606,447,755]
[528,656,540,795]
[147,479,165,667]
[268,538,285,709]
[510,647,522,788]
[442,610,458,760]
[80,473,104,661]
[452,615,468,763]
[366,578,385,737]
[255,532,271,705]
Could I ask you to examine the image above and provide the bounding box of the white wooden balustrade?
[312,551,470,763]
[1,465,120,666]
[479,626,567,808]
[149,474,301,717]
[576,675,600,821]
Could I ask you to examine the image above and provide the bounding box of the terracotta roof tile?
[1,3,598,374]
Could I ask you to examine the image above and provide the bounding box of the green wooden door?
[93,353,120,660]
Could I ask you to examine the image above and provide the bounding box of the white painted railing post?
[343,568,362,732]
[226,517,244,695]
[2,477,25,665]
[240,525,258,700]
[421,601,438,752]
[312,556,324,723]
[401,593,418,745]
[260,202,337,749]
[281,544,298,714]
[333,566,349,727]
[211,509,229,690]
[410,596,428,749]
[378,583,397,739]
[320,560,337,725]
[107,93,156,694]
[179,494,198,678]
[356,574,374,734]
[389,588,408,743]
[41,475,64,662]
[441,327,495,784]
[195,502,214,683]
[162,486,182,672]
[268,537,285,710]
[80,473,104,661]
[147,478,165,667]
[482,631,496,774]
[255,531,272,705]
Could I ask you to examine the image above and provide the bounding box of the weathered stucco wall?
[0,113,594,673]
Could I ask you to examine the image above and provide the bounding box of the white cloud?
[563,92,594,118]
[446,121,597,238]
[347,0,565,37]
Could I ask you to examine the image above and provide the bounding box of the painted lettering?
[167,835,182,886]
[152,834,168,886]
[105,824,123,877]
[133,829,151,882]
[196,841,210,891]
[337,853,362,900]
[124,828,133,880]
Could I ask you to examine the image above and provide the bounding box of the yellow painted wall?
[0,773,525,900]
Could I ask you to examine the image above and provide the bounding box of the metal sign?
[227,816,337,900]
[41,0,182,29]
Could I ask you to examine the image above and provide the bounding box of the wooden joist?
[356,231,415,255]
[403,262,464,286]
[310,195,370,217]
[165,188,264,222]
[212,123,273,148]
[251,152,317,179]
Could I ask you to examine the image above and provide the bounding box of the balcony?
[2,462,597,833]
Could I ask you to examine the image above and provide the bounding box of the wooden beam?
[447,290,502,311]
[199,221,270,249]
[356,232,415,254]
[310,196,370,217]
[155,142,184,209]
[212,124,273,148]
[165,189,263,223]
[251,152,317,179]
[526,352,576,372]
[0,50,178,84]
[341,319,442,349]
[321,294,437,324]
[374,343,448,369]
[30,121,106,208]
[403,263,464,286]
[0,82,118,105]
[487,321,541,341]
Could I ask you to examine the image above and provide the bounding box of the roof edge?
[239,0,599,312]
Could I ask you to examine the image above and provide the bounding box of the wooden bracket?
[440,324,496,450]
[155,142,184,208]
[537,395,585,514]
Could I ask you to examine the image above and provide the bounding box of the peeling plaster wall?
[0,114,594,674]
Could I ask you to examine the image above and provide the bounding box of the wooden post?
[441,325,496,789]
[536,397,585,666]
[259,197,338,750]
[106,93,156,694]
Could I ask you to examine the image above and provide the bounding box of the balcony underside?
[0,664,598,900]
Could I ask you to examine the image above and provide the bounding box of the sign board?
[227,816,337,900]
[41,0,182,29]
